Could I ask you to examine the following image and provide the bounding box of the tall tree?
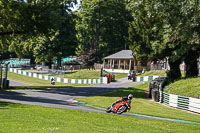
[128,0,200,82]
[0,0,78,67]
[76,0,132,63]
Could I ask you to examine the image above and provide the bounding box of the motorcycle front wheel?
[106,106,112,113]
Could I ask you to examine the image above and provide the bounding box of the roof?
[104,50,135,59]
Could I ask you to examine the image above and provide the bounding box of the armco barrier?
[135,75,160,82]
[9,68,108,84]
[160,91,200,113]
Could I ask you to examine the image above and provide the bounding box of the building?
[103,50,151,73]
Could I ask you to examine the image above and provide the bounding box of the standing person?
[128,72,131,80]
[132,71,136,81]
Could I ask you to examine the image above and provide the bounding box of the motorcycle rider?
[112,94,133,110]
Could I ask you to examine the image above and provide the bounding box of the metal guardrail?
[160,92,200,113]
[146,76,200,114]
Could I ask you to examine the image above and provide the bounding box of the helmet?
[128,94,133,100]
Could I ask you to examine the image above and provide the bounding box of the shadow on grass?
[102,87,146,99]
[0,101,27,108]
[64,71,76,74]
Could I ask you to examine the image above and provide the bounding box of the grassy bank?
[164,76,200,98]
[77,82,200,123]
[6,72,82,90]
[64,70,127,80]
[0,102,199,133]
[138,70,167,76]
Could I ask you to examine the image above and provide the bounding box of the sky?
[71,0,81,11]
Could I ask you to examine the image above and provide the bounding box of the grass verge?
[138,70,167,76]
[0,102,199,133]
[77,82,200,123]
[64,70,128,80]
[6,72,83,90]
[164,76,200,98]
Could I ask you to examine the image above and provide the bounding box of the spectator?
[128,72,132,80]
[132,71,136,81]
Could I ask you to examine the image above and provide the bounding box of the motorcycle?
[106,99,131,114]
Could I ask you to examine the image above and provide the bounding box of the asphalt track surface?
[0,78,200,124]
[9,80,31,86]
[0,78,142,112]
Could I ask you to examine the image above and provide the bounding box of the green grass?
[138,70,167,76]
[164,76,200,98]
[64,70,101,79]
[112,73,128,80]
[6,72,82,90]
[64,70,128,80]
[0,102,199,133]
[77,82,200,123]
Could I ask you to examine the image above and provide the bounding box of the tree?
[0,0,78,67]
[127,0,164,65]
[128,0,200,82]
[76,0,132,62]
[156,0,200,78]
[78,39,97,69]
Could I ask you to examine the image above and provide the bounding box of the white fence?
[160,92,200,113]
[9,68,108,84]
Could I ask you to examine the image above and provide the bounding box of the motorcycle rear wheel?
[116,106,127,114]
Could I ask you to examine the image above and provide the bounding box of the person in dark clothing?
[51,78,55,85]
[132,71,136,81]
[112,94,133,109]
[128,73,132,80]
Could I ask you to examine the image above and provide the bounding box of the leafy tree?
[128,0,200,82]
[0,0,78,68]
[156,0,200,78]
[76,0,132,63]
[127,0,164,65]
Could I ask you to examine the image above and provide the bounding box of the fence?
[160,92,200,113]
[134,75,200,114]
[8,68,108,84]
[134,76,165,82]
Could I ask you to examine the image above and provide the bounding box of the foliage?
[0,0,78,66]
[127,0,164,64]
[76,0,132,62]
[127,0,200,81]
[78,40,97,68]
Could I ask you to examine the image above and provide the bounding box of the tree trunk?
[57,56,62,69]
[185,51,199,78]
[45,58,53,69]
[166,59,182,83]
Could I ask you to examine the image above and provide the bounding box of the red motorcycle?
[106,98,131,114]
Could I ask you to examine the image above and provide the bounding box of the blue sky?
[72,0,81,11]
